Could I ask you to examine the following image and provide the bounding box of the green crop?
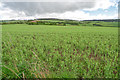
[2,24,118,78]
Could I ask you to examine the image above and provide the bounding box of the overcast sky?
[0,0,119,20]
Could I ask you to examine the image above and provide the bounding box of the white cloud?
[0,9,118,20]
[34,10,118,20]
[84,0,115,11]
[89,13,118,20]
[0,7,26,20]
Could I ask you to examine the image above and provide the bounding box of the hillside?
[0,18,118,27]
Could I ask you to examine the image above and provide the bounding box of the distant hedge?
[27,21,80,26]
[1,21,26,25]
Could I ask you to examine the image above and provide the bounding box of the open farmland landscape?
[1,1,119,79]
[2,20,118,78]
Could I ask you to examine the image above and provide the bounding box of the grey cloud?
[1,0,96,2]
[2,2,95,16]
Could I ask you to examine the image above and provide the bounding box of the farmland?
[2,23,118,78]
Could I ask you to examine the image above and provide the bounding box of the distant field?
[2,24,118,78]
[1,19,118,27]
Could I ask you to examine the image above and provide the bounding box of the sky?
[0,0,119,20]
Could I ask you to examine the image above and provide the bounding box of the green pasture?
[2,24,118,78]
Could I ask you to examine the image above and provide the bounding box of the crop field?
[2,24,118,78]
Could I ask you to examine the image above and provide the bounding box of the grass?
[2,24,118,78]
[79,21,118,27]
